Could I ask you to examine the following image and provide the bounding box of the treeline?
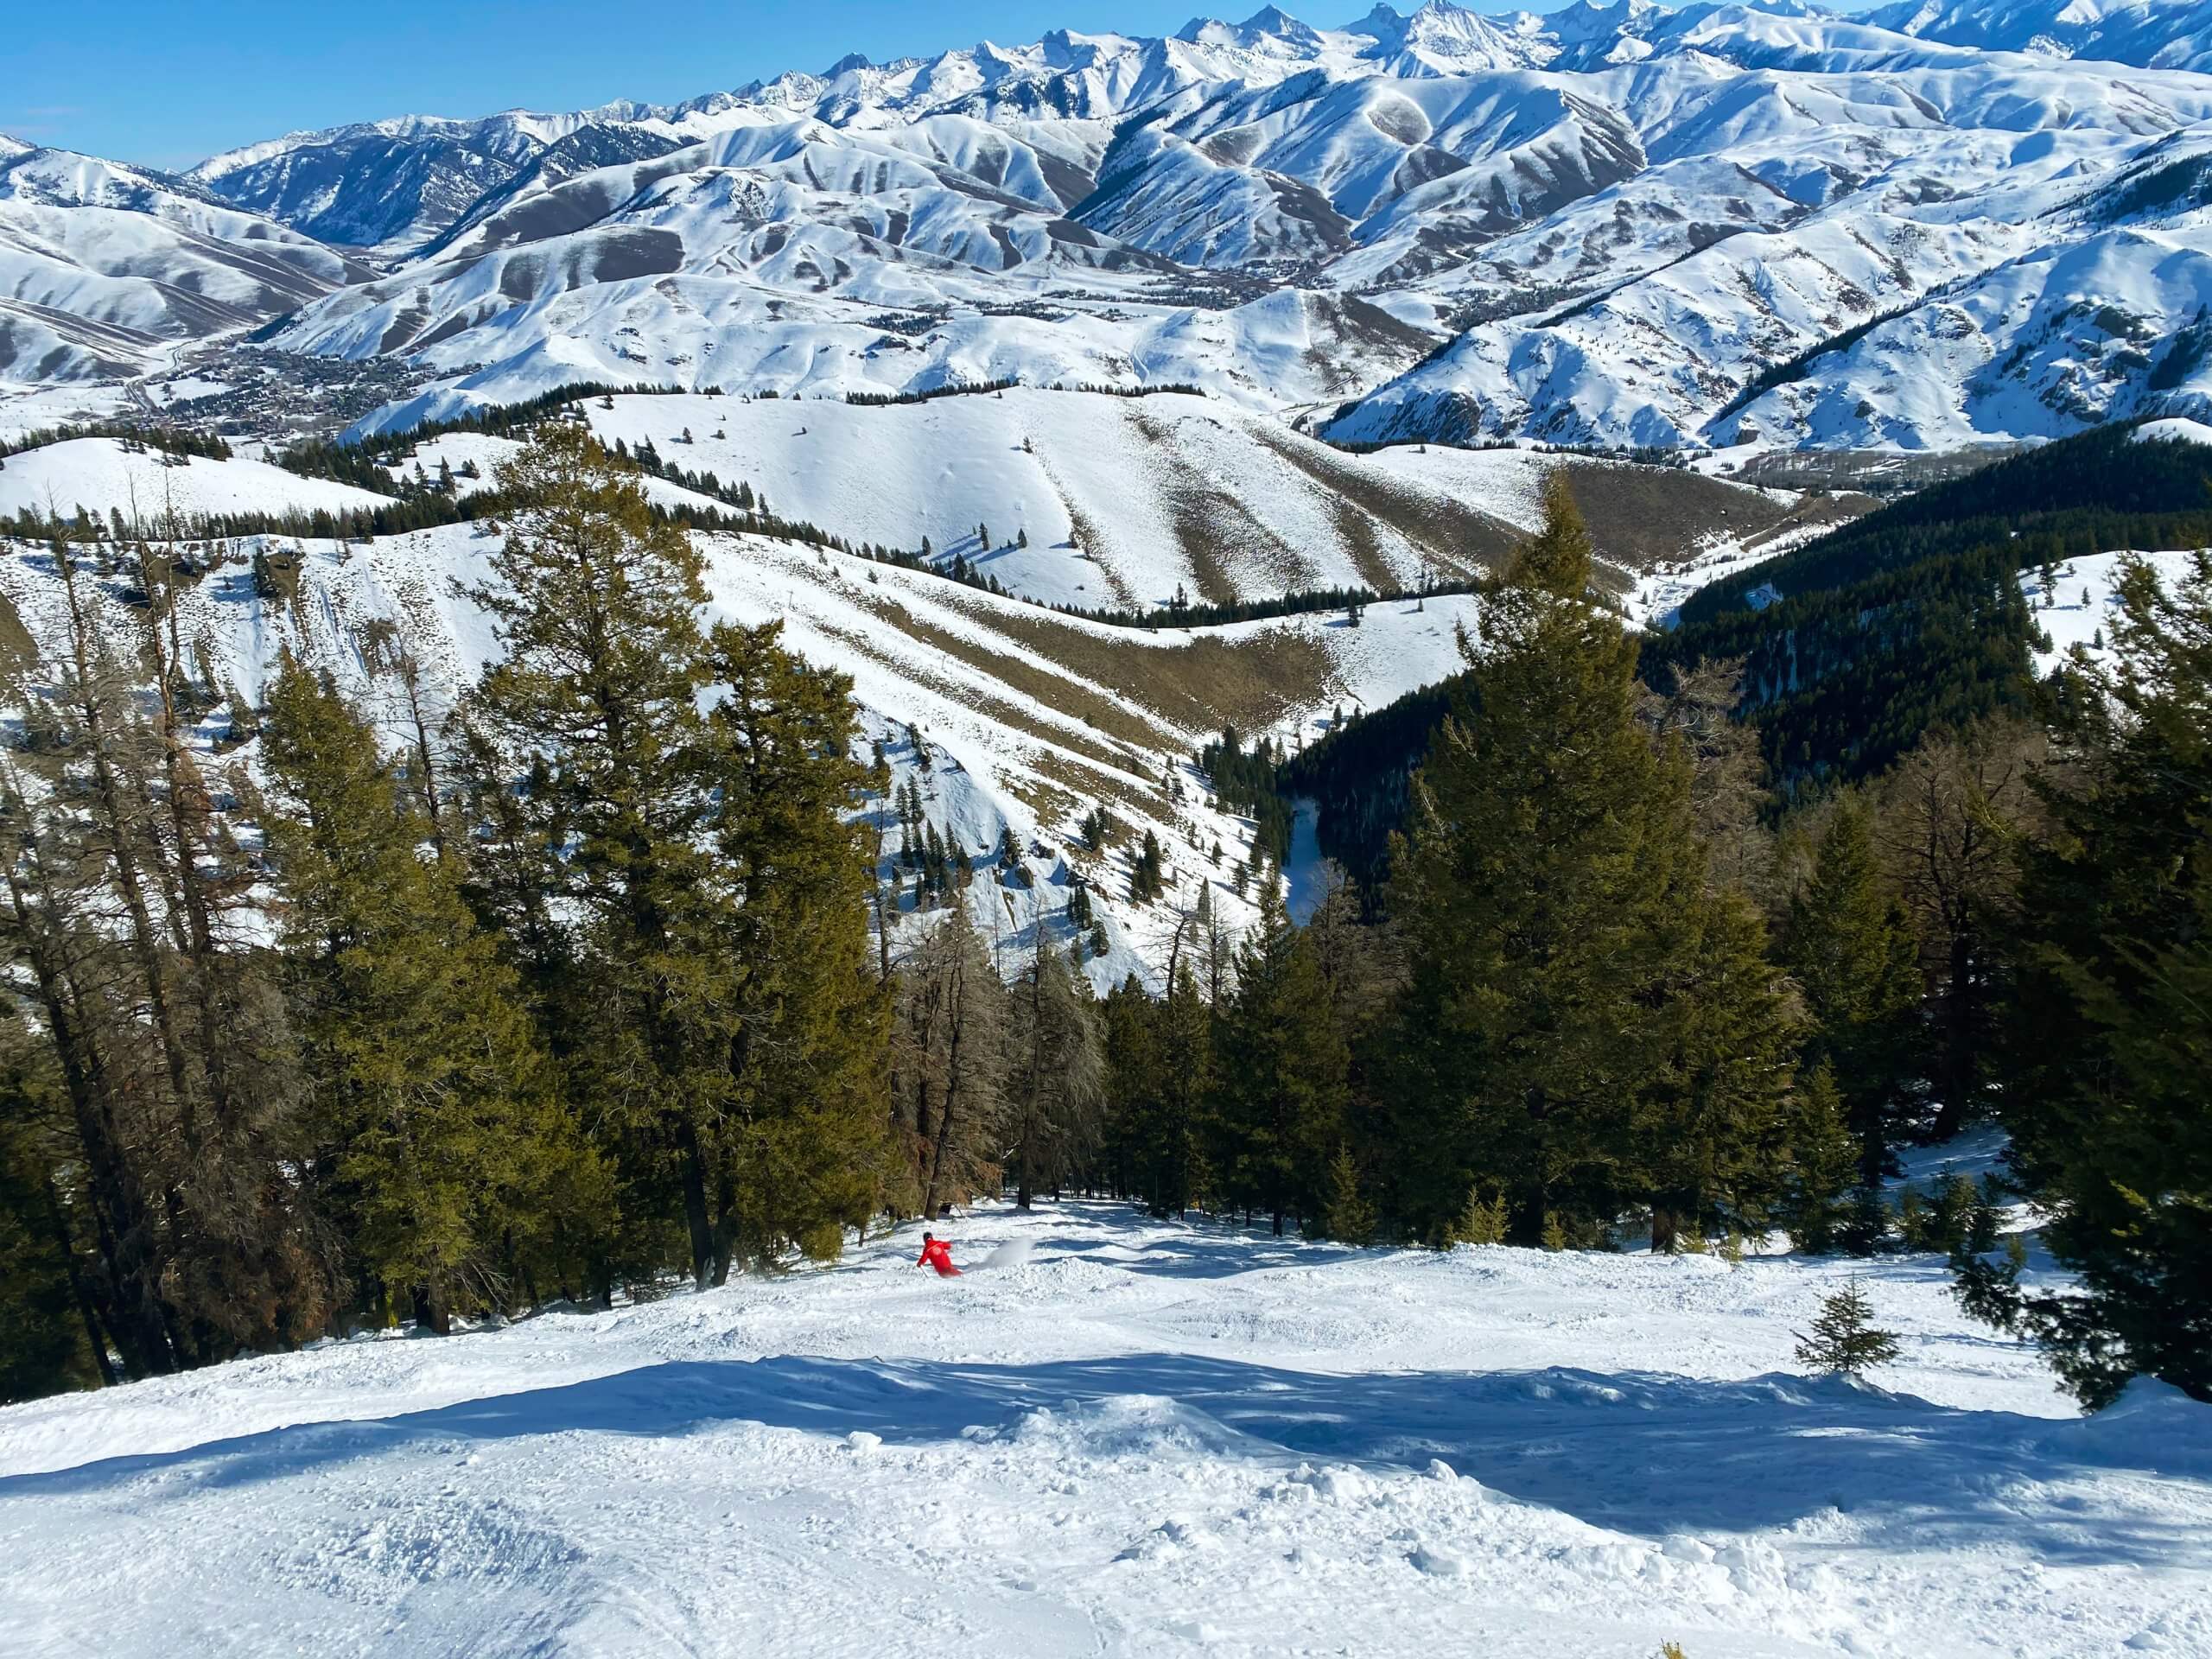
[1681,420,2212,622]
[0,426,1023,1402]
[0,422,234,464]
[1104,475,2212,1409]
[1086,482,1857,1261]
[842,377,1209,406]
[1292,420,2212,835]
[1651,419,2212,788]
[1198,728,1295,869]
[276,379,691,481]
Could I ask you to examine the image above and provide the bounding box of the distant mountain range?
[6,0,2211,454]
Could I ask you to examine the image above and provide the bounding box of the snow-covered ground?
[2023,547,2204,671]
[2,1202,2204,1657]
[0,435,394,522]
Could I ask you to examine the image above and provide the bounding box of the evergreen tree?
[1510,472,1594,601]
[1214,890,1348,1235]
[702,621,893,1265]
[1875,721,2039,1139]
[462,424,736,1290]
[1785,798,1923,1182]
[1775,1065,1858,1254]
[893,912,1009,1218]
[1636,887,1801,1251]
[1318,1144,1376,1245]
[0,1034,100,1399]
[1006,931,1104,1208]
[1381,476,1712,1244]
[263,659,582,1333]
[1978,550,2212,1405]
[1794,1279,1902,1375]
[461,424,886,1287]
[1446,1185,1509,1247]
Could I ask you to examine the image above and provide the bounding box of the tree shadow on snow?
[957,1201,1365,1281]
[8,1351,2202,1569]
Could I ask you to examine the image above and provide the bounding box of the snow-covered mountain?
[10,0,2212,453]
[1868,0,2212,73]
[0,145,366,383]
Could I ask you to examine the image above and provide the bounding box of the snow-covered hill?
[353,389,1804,607]
[0,147,366,384]
[0,436,395,523]
[1869,0,2212,73]
[3,1199,2206,1657]
[0,502,1488,987]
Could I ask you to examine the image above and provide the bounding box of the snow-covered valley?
[2,1200,2204,1658]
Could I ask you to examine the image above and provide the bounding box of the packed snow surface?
[3,1202,2206,1657]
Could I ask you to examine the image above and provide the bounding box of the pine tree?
[263,659,582,1333]
[894,912,1010,1219]
[1776,1065,1857,1253]
[1382,474,1712,1244]
[1319,1145,1376,1245]
[1874,721,2038,1139]
[1637,887,1800,1251]
[1785,798,1922,1183]
[1510,471,1595,601]
[1214,889,1348,1235]
[1794,1279,1902,1375]
[462,423,737,1291]
[1446,1184,1509,1247]
[702,620,894,1265]
[1981,550,2212,1405]
[0,1033,101,1399]
[1006,932,1104,1208]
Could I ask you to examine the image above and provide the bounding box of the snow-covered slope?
[3,1200,2206,1657]
[0,437,395,522]
[1869,0,2212,73]
[0,506,1484,986]
[572,388,1535,608]
[0,147,365,383]
[335,388,1810,604]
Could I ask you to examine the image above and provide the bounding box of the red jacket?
[918,1237,961,1276]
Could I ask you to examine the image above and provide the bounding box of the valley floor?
[1,1203,2206,1657]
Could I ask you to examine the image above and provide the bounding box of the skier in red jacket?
[917,1231,961,1277]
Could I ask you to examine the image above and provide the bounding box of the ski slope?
[1,1201,2205,1658]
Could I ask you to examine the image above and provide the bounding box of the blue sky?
[11,0,1317,169]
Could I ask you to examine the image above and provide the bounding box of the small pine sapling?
[1448,1185,1508,1247]
[1795,1279,1903,1376]
[1320,1147,1376,1246]
[1541,1211,1567,1252]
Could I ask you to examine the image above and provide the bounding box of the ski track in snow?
[3,1202,2207,1658]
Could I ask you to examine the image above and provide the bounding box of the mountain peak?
[1175,6,1323,47]
[823,52,873,75]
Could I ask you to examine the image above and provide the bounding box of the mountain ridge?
[7,0,2212,459]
